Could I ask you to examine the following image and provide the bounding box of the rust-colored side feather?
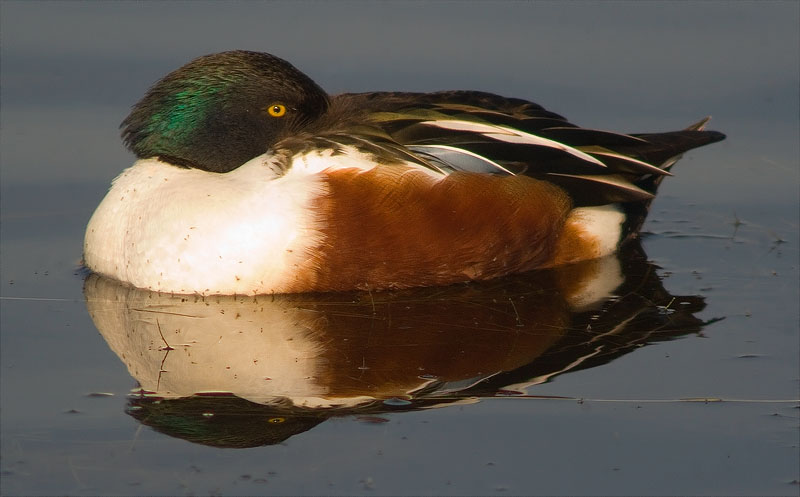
[549,217,602,267]
[305,168,573,292]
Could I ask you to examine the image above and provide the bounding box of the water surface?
[1,2,798,495]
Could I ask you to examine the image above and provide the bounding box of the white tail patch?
[567,204,626,258]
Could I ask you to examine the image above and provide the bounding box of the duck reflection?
[84,242,709,448]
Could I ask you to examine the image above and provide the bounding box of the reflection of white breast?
[85,250,628,408]
[83,157,325,295]
[84,277,370,408]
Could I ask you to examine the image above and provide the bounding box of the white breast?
[84,157,326,294]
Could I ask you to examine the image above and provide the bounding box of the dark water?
[1,2,798,496]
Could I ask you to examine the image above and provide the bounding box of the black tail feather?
[627,129,726,169]
[619,121,725,242]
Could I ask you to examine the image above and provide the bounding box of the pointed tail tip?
[705,129,726,144]
[686,116,726,143]
[685,116,712,131]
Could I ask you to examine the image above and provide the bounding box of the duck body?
[84,51,725,295]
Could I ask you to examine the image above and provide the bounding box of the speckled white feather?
[84,156,327,295]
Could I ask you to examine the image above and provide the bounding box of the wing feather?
[303,92,726,206]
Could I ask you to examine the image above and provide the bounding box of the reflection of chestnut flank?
[86,239,709,450]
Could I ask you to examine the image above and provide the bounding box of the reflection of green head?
[126,395,328,448]
[121,51,329,173]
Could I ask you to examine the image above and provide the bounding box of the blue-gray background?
[1,2,798,495]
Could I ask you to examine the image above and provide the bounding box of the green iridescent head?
[121,51,330,173]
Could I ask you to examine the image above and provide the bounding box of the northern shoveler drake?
[84,50,725,295]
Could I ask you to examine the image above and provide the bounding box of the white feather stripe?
[543,126,649,143]
[585,149,670,176]
[289,144,444,180]
[407,144,516,175]
[420,119,518,135]
[483,132,606,167]
[547,173,654,199]
[420,119,606,168]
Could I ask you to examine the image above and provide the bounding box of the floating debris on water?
[86,392,114,397]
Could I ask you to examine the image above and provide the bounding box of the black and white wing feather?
[333,91,725,206]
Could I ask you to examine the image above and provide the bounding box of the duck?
[83,50,725,295]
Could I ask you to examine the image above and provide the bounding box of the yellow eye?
[267,104,287,117]
[267,417,285,424]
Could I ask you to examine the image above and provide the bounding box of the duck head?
[121,50,330,173]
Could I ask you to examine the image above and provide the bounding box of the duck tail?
[630,117,726,175]
[621,117,726,242]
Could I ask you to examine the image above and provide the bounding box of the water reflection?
[84,243,709,448]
